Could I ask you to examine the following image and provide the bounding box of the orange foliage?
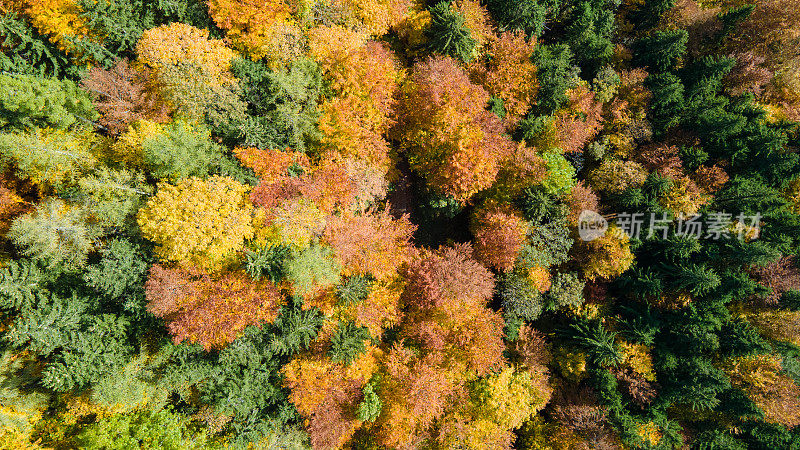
[234,147,309,183]
[145,266,284,350]
[310,30,400,173]
[377,345,463,449]
[323,210,416,280]
[470,30,538,124]
[205,0,292,60]
[471,205,527,272]
[402,243,495,311]
[553,84,603,154]
[395,56,514,202]
[81,59,171,136]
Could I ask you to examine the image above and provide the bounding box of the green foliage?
[634,30,688,73]
[83,238,150,315]
[142,120,228,182]
[647,72,685,133]
[357,379,383,422]
[245,244,291,282]
[531,44,579,114]
[329,321,371,365]
[284,245,342,298]
[0,12,75,78]
[540,150,577,195]
[517,186,566,224]
[336,275,373,306]
[518,219,573,268]
[426,1,477,63]
[546,272,585,309]
[0,73,97,131]
[565,0,619,76]
[76,167,152,231]
[0,259,47,311]
[8,199,97,269]
[563,321,623,367]
[74,409,211,450]
[231,57,323,152]
[484,0,548,37]
[499,271,544,321]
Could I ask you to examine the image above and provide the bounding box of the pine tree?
[426,1,477,63]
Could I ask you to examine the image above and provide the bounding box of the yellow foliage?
[659,176,710,216]
[136,23,237,87]
[454,0,492,52]
[137,176,254,270]
[636,421,662,447]
[206,0,293,62]
[307,25,368,64]
[395,6,431,52]
[110,119,162,168]
[282,345,381,417]
[24,0,92,54]
[619,341,656,381]
[341,0,413,36]
[267,198,327,249]
[579,226,635,280]
[3,127,98,193]
[782,177,800,214]
[723,354,783,390]
[551,346,588,383]
[527,266,552,293]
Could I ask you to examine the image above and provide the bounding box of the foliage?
[74,409,210,450]
[8,199,96,269]
[137,176,254,270]
[0,72,97,131]
[425,1,476,63]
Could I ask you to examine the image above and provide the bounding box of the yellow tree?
[137,176,254,270]
[205,0,295,62]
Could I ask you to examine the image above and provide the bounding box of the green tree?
[634,30,688,73]
[426,1,477,63]
[8,199,97,269]
[0,73,97,131]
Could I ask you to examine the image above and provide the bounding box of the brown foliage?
[724,52,773,97]
[693,164,729,193]
[307,379,363,450]
[566,181,600,225]
[749,256,800,305]
[635,144,683,178]
[614,368,659,408]
[80,59,171,135]
[471,205,527,272]
[402,243,495,311]
[514,324,551,372]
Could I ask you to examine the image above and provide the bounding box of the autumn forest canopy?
[1,0,800,448]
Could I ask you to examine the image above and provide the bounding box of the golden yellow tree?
[137,176,254,270]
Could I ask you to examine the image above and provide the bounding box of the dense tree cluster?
[1,0,800,448]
